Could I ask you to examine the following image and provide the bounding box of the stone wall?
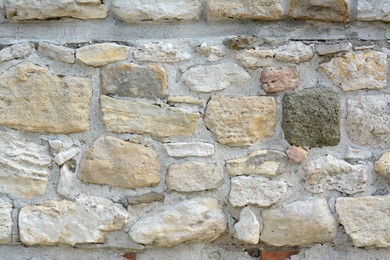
[0,0,389,259]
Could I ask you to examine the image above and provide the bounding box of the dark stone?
[223,35,264,50]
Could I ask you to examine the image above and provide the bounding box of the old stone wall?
[0,0,389,259]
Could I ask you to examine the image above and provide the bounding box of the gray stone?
[234,207,260,245]
[275,42,314,63]
[164,142,214,157]
[195,43,226,62]
[0,199,12,244]
[316,42,352,55]
[0,43,32,63]
[235,49,274,68]
[53,147,80,166]
[76,43,130,67]
[57,164,73,197]
[290,0,349,22]
[127,192,165,205]
[38,43,75,64]
[223,35,265,50]
[345,147,373,163]
[134,42,191,63]
[357,0,390,22]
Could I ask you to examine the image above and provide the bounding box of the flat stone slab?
[290,0,349,22]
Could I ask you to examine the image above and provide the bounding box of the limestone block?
[76,43,130,67]
[0,43,32,63]
[290,0,349,22]
[357,0,390,22]
[38,43,75,64]
[234,207,260,244]
[164,142,214,157]
[375,152,390,179]
[275,42,314,63]
[134,42,191,63]
[0,199,12,244]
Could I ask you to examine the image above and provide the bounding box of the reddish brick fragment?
[261,66,299,93]
[122,252,136,260]
[261,250,300,260]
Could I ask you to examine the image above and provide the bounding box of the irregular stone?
[19,194,128,246]
[57,164,73,197]
[53,147,80,166]
[38,43,75,64]
[345,147,372,163]
[357,0,390,22]
[262,251,300,260]
[261,66,299,93]
[320,51,387,91]
[303,155,368,194]
[205,96,277,146]
[0,131,51,199]
[235,49,274,68]
[234,207,260,244]
[223,35,265,50]
[195,43,226,62]
[336,196,390,247]
[164,142,214,157]
[261,199,338,246]
[0,199,12,244]
[282,88,340,147]
[129,198,227,247]
[208,0,283,20]
[182,62,250,92]
[5,0,107,20]
[101,95,200,138]
[290,0,349,22]
[167,162,224,192]
[49,140,63,151]
[316,42,352,55]
[0,43,32,63]
[0,62,91,133]
[127,192,165,205]
[79,136,161,189]
[229,176,287,207]
[76,43,130,67]
[275,42,314,63]
[346,95,390,148]
[134,42,191,63]
[167,96,203,106]
[375,152,390,179]
[286,146,308,163]
[101,62,167,98]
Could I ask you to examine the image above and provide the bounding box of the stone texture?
[345,147,372,163]
[134,42,191,63]
[76,43,130,67]
[127,192,165,205]
[234,207,260,244]
[375,152,390,179]
[57,164,73,197]
[235,49,274,68]
[290,0,349,22]
[316,42,352,55]
[101,62,167,98]
[195,43,226,62]
[286,146,308,163]
[182,62,250,92]
[223,35,265,50]
[261,199,338,246]
[19,194,128,246]
[282,88,340,147]
[79,136,161,189]
[0,62,91,134]
[167,96,203,105]
[53,147,80,166]
[167,162,224,192]
[336,196,390,247]
[208,0,283,20]
[357,0,390,22]
[0,43,32,63]
[303,155,368,194]
[205,96,277,146]
[261,66,300,93]
[112,0,201,22]
[261,251,300,260]
[5,0,107,21]
[0,199,12,244]
[229,176,287,207]
[320,51,387,91]
[164,142,214,157]
[346,95,390,148]
[275,42,314,63]
[101,95,200,138]
[38,43,75,64]
[129,198,227,247]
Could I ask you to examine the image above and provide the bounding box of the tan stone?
[375,152,390,178]
[134,42,191,63]
[290,0,349,22]
[275,42,314,63]
[235,49,274,68]
[76,43,130,67]
[0,199,12,244]
[167,96,203,105]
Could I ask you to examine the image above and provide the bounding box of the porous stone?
[127,192,165,205]
[0,199,12,244]
[261,66,300,93]
[164,142,214,157]
[275,42,314,63]
[357,0,390,22]
[0,62,91,134]
[336,196,390,247]
[0,43,32,63]
[205,96,277,146]
[235,49,274,68]
[79,136,161,189]
[57,164,73,197]
[229,176,287,207]
[234,207,260,245]
[320,51,387,91]
[182,62,250,92]
[316,42,352,55]
[195,43,226,62]
[286,146,308,163]
[167,96,203,105]
[38,43,75,64]
[134,42,191,63]
[346,95,390,148]
[303,155,368,194]
[261,198,338,246]
[282,88,340,147]
[129,198,227,247]
[76,43,130,67]
[5,0,108,21]
[101,95,200,138]
[53,147,80,166]
[375,152,390,179]
[167,162,224,192]
[345,147,372,163]
[19,194,128,246]
[223,35,265,50]
[290,0,349,22]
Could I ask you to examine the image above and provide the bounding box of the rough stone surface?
[286,146,308,163]
[101,95,200,138]
[0,43,32,63]
[282,88,340,147]
[345,147,372,163]
[357,0,390,22]
[167,96,203,105]
[164,142,214,157]
[229,176,287,207]
[0,62,92,134]
[316,42,352,55]
[53,147,80,166]
[235,49,274,68]
[336,196,390,247]
[275,42,314,63]
[38,43,75,64]
[57,164,73,198]
[19,194,128,246]
[320,51,387,91]
[134,42,191,63]
[129,198,227,247]
[127,192,165,205]
[290,0,349,22]
[205,96,277,146]
[375,152,390,179]
[76,43,130,67]
[79,136,161,189]
[0,199,12,244]
[261,199,338,246]
[195,43,225,61]
[234,207,260,245]
[261,66,300,93]
[303,155,368,194]
[223,35,265,50]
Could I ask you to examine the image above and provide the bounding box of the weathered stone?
[320,51,387,91]
[375,152,390,179]
[79,136,161,189]
[0,43,32,63]
[53,147,80,166]
[223,35,265,50]
[336,196,390,247]
[167,162,224,192]
[49,140,63,152]
[290,0,349,22]
[164,142,214,157]
[182,62,250,92]
[357,0,390,22]
[134,42,191,63]
[286,146,308,163]
[57,164,73,197]
[229,176,287,207]
[0,199,12,244]
[195,43,226,62]
[0,62,91,133]
[19,194,128,246]
[76,43,130,67]
[208,0,283,20]
[261,66,299,93]
[205,96,277,146]
[235,49,274,68]
[282,88,340,147]
[303,155,368,194]
[101,96,200,138]
[234,207,260,245]
[261,199,338,246]
[129,198,227,247]
[38,43,75,64]
[167,96,203,105]
[127,192,165,205]
[5,0,107,20]
[345,147,372,163]
[316,42,352,55]
[346,95,390,148]
[275,42,314,63]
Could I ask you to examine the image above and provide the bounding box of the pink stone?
[286,146,308,163]
[261,66,299,93]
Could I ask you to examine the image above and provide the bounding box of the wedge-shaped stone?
[290,0,349,22]
[38,43,75,64]
[80,136,161,189]
[76,43,130,67]
[129,198,227,247]
[101,96,200,138]
[358,0,390,22]
[0,62,92,134]
[134,42,191,63]
[0,43,32,63]
[234,207,260,245]
[0,199,12,244]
